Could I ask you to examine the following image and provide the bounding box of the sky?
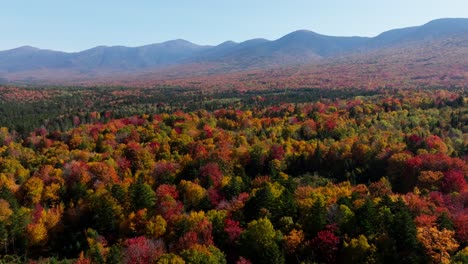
[1,0,467,52]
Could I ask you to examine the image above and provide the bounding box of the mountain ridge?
[0,18,467,83]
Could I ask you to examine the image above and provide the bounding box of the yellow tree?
[146,215,167,239]
[22,176,44,205]
[179,180,207,209]
[0,199,13,221]
[283,229,304,254]
[417,226,459,263]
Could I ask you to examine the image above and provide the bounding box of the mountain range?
[0,18,467,84]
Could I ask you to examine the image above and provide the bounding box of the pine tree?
[129,176,156,211]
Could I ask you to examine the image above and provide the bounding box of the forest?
[0,85,466,263]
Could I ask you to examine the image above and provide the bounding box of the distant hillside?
[0,18,467,84]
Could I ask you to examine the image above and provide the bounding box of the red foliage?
[177,231,199,251]
[270,144,285,161]
[408,134,423,145]
[154,161,180,180]
[407,154,467,173]
[203,124,213,138]
[324,119,337,132]
[64,161,91,187]
[156,184,183,221]
[32,203,44,223]
[207,188,223,206]
[453,213,468,244]
[442,170,467,193]
[196,218,214,245]
[415,214,437,227]
[200,162,223,188]
[236,257,253,264]
[175,218,213,250]
[156,184,179,200]
[310,229,340,264]
[124,236,164,264]
[117,157,131,172]
[190,143,209,160]
[224,219,243,242]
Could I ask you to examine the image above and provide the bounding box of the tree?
[310,228,340,263]
[22,176,44,205]
[124,236,165,264]
[224,219,243,242]
[88,189,123,234]
[283,229,304,254]
[27,221,48,247]
[146,215,167,239]
[239,218,284,264]
[355,198,377,236]
[436,212,454,231]
[304,196,327,237]
[0,199,13,222]
[180,244,226,264]
[451,247,468,264]
[179,180,207,209]
[157,253,186,264]
[441,170,466,193]
[129,177,156,211]
[199,162,223,188]
[417,226,459,263]
[340,235,377,264]
[387,199,425,263]
[85,228,108,264]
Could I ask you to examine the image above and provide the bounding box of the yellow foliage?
[179,180,207,208]
[417,226,459,264]
[295,181,352,209]
[418,170,443,184]
[157,253,186,264]
[146,215,167,238]
[42,206,63,230]
[267,182,285,199]
[353,198,366,208]
[278,172,289,181]
[186,211,206,227]
[0,173,18,192]
[221,176,231,188]
[271,159,283,172]
[344,235,373,252]
[43,183,62,206]
[342,235,377,263]
[0,199,13,221]
[284,229,304,253]
[206,209,227,224]
[27,222,48,246]
[23,176,44,205]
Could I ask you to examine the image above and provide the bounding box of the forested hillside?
[0,87,466,263]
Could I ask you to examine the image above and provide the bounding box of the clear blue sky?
[2,0,467,52]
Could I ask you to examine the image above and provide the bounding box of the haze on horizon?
[1,0,468,52]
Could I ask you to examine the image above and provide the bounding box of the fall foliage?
[0,86,466,263]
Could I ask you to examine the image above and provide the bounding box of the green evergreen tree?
[129,176,156,211]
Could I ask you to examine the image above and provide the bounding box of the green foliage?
[180,245,226,264]
[0,86,465,262]
[240,218,284,264]
[129,177,156,211]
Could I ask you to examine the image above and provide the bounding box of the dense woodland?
[0,86,466,263]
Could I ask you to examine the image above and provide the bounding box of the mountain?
[191,32,368,68]
[0,18,467,83]
[370,18,468,47]
[0,46,71,72]
[71,39,211,71]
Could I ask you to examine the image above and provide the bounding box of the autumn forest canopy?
[0,83,465,264]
